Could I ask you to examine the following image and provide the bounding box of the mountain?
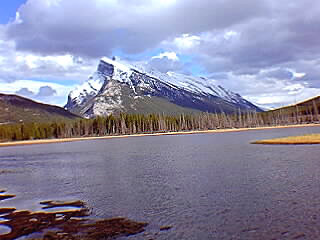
[0,93,79,124]
[65,57,261,118]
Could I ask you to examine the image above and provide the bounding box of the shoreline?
[0,123,319,147]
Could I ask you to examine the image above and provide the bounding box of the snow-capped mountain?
[65,57,261,118]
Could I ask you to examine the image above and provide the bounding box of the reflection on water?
[0,192,148,239]
[0,224,11,235]
[1,126,320,239]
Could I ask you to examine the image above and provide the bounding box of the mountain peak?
[65,57,261,117]
[100,57,132,75]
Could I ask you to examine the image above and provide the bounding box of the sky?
[0,0,319,108]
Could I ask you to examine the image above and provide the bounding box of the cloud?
[172,34,201,50]
[16,85,56,99]
[209,70,319,109]
[152,51,179,61]
[36,86,57,97]
[147,51,183,73]
[16,87,35,97]
[0,25,97,106]
[1,0,320,108]
[148,56,182,73]
[5,0,269,57]
[3,80,75,106]
[259,68,293,80]
[0,25,97,84]
[246,86,320,109]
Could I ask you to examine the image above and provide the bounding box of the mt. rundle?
[65,57,261,118]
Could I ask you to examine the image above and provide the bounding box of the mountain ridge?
[0,93,79,124]
[65,57,261,117]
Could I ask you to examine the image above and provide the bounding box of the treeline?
[267,99,320,124]
[0,106,319,142]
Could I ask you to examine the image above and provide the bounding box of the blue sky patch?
[0,0,26,24]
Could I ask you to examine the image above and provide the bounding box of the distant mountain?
[0,93,79,124]
[65,57,261,118]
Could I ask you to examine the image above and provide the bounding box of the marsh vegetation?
[252,133,320,145]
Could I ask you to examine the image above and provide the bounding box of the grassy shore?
[0,123,319,147]
[252,133,320,145]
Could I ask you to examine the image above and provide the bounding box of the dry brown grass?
[252,134,320,145]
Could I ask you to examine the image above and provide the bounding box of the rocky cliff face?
[65,57,261,118]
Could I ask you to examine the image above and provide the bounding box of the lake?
[1,126,320,239]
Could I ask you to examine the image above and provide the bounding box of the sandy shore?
[0,123,319,147]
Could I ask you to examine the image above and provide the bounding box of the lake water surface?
[1,126,320,239]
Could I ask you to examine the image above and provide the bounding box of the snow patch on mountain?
[69,72,105,106]
[97,57,243,104]
[66,56,261,116]
[157,71,241,103]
